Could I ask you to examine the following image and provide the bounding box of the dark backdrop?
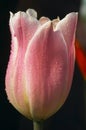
[1,0,84,130]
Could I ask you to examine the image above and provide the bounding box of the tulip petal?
[10,9,40,51]
[24,22,68,120]
[6,9,41,119]
[56,12,77,92]
[26,9,37,18]
[39,17,50,25]
[56,12,77,49]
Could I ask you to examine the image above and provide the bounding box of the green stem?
[33,121,44,130]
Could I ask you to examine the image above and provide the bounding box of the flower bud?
[5,9,78,121]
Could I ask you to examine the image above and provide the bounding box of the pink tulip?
[5,9,78,121]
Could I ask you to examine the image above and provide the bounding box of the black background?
[1,0,85,130]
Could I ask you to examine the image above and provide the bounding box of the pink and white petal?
[24,22,68,120]
[56,12,77,93]
[9,9,40,51]
[5,9,42,119]
[56,12,78,50]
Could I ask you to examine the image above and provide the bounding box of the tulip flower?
[5,9,77,130]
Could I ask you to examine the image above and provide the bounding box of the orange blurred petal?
[75,39,86,79]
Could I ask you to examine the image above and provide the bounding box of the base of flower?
[33,120,44,130]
